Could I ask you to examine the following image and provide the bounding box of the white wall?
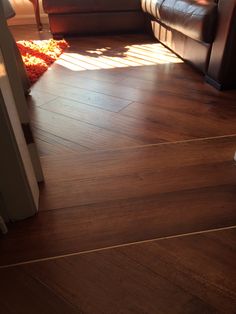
[8,0,48,26]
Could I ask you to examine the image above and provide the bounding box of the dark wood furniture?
[29,0,42,31]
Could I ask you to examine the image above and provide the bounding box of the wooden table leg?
[29,0,42,31]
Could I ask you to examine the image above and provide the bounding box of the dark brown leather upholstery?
[43,0,142,14]
[48,12,146,36]
[142,0,236,89]
[141,0,217,43]
[43,0,146,37]
[150,20,211,72]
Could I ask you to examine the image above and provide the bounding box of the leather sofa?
[43,0,147,36]
[43,0,236,90]
[141,0,236,90]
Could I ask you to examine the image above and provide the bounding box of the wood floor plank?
[38,93,236,144]
[1,228,235,313]
[34,136,86,157]
[27,90,58,107]
[120,101,236,138]
[29,35,236,152]
[1,137,236,266]
[117,228,236,313]
[9,25,52,41]
[11,30,236,155]
[0,267,79,314]
[1,185,235,266]
[36,61,210,106]
[5,26,236,314]
[36,63,236,107]
[40,136,236,182]
[33,67,147,103]
[32,127,90,155]
[30,107,143,150]
[39,162,236,210]
[33,79,132,112]
[38,65,208,104]
[39,136,236,210]
[39,97,181,143]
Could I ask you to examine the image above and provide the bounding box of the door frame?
[0,0,40,223]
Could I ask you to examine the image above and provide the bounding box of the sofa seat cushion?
[43,0,142,15]
[141,0,217,43]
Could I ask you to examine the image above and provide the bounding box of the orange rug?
[17,39,69,85]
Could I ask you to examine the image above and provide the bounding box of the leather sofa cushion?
[43,0,142,14]
[141,0,217,43]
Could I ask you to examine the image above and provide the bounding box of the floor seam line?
[38,133,236,160]
[1,225,235,269]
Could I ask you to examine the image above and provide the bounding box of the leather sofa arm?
[206,0,236,89]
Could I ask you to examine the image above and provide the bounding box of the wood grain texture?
[9,25,52,41]
[4,26,236,313]
[39,97,172,143]
[1,228,235,314]
[32,127,90,156]
[0,267,79,314]
[10,28,236,153]
[39,136,236,210]
[30,107,143,150]
[1,136,236,266]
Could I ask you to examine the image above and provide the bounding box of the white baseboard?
[8,14,49,26]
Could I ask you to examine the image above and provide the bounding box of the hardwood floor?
[11,25,236,156]
[1,136,236,266]
[29,39,236,153]
[1,227,236,314]
[1,25,235,313]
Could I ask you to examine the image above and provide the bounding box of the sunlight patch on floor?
[55,43,183,71]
